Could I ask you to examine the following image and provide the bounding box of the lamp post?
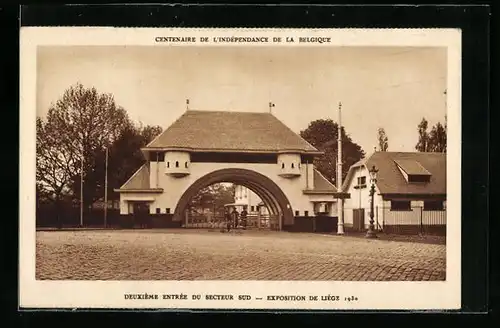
[104,146,108,228]
[365,165,379,239]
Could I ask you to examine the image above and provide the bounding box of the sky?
[37,45,447,154]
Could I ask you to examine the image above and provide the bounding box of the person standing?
[224,207,232,232]
[240,206,248,230]
[231,207,239,229]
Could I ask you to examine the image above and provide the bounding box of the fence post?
[419,206,424,235]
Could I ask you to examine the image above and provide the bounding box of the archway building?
[115,110,349,231]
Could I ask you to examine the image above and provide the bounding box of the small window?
[251,206,255,212]
[357,176,366,185]
[390,200,411,211]
[167,162,170,168]
[175,161,179,168]
[408,174,431,183]
[424,200,444,211]
[304,210,309,217]
[291,163,295,169]
[295,210,299,216]
[298,163,301,169]
[185,162,188,168]
[166,208,171,214]
[156,208,161,214]
[281,163,285,169]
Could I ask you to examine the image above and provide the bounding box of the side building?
[342,151,446,235]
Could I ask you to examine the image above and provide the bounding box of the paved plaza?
[36,229,446,281]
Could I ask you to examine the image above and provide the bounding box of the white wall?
[146,161,317,215]
[380,200,446,226]
[277,153,301,176]
[343,165,383,227]
[119,193,157,214]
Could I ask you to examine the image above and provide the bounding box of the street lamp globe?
[369,165,378,184]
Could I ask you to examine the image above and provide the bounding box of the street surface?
[36,229,446,281]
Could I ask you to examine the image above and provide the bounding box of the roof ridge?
[186,109,273,115]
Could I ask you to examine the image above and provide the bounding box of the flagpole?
[104,146,108,228]
[80,141,84,227]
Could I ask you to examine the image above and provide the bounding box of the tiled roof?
[312,169,338,192]
[394,159,431,176]
[119,164,150,190]
[144,110,319,153]
[343,152,446,196]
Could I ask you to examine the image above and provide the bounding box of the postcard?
[20,27,461,310]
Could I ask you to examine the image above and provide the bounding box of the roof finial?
[269,101,275,113]
[186,98,190,111]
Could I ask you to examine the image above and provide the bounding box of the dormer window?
[408,174,431,183]
[394,159,432,184]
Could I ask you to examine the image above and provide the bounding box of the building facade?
[115,110,349,231]
[342,151,447,235]
[225,185,269,216]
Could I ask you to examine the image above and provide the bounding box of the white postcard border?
[20,27,462,310]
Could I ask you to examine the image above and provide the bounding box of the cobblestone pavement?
[36,229,446,281]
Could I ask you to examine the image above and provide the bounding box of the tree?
[299,119,365,185]
[103,123,163,202]
[415,118,429,152]
[415,117,447,153]
[36,117,76,227]
[428,121,447,153]
[188,183,236,215]
[40,83,133,207]
[377,127,389,151]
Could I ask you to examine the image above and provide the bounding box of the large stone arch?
[173,168,295,229]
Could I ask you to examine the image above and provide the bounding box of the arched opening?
[173,168,295,230]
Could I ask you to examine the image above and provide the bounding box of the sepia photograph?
[20,27,461,310]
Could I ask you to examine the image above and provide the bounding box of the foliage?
[36,82,163,207]
[299,119,365,185]
[428,122,447,152]
[188,183,236,215]
[415,117,447,153]
[377,127,389,151]
[415,118,430,152]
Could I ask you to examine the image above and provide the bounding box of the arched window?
[281,163,285,169]
[175,161,179,168]
[291,163,295,169]
[167,162,170,168]
[298,163,301,169]
[185,162,188,168]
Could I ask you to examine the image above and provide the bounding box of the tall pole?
[104,147,108,228]
[269,102,275,113]
[80,141,84,227]
[337,102,344,235]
